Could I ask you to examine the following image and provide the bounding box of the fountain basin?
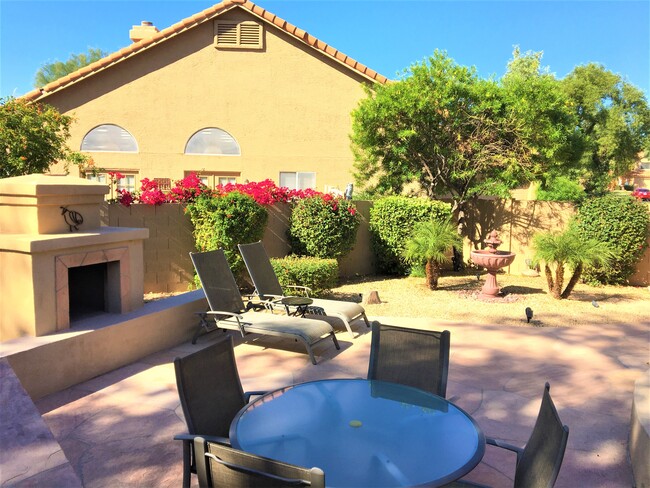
[470,249,516,270]
[471,249,516,299]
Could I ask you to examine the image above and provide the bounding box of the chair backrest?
[367,322,450,398]
[194,437,325,488]
[514,383,570,488]
[190,250,246,313]
[238,241,285,298]
[174,336,246,437]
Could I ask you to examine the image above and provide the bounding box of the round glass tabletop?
[230,378,485,487]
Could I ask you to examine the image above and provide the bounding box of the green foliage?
[270,256,338,297]
[533,225,615,299]
[562,64,650,195]
[369,196,452,275]
[351,50,536,216]
[185,192,268,276]
[0,97,76,177]
[34,48,108,88]
[536,176,585,203]
[574,194,650,284]
[403,219,462,289]
[501,48,583,181]
[287,196,359,259]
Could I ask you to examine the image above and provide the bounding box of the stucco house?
[24,0,388,193]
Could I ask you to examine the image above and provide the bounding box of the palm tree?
[403,220,462,290]
[533,227,615,299]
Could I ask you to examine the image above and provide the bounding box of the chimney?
[129,21,159,43]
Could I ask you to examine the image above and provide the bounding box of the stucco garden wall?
[102,199,649,293]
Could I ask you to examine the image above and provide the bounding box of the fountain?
[470,230,516,299]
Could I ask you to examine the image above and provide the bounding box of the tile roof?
[23,0,388,102]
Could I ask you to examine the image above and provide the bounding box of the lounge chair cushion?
[225,312,335,345]
[308,298,364,322]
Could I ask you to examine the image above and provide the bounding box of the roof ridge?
[23,0,387,101]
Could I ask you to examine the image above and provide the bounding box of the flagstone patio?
[2,315,648,487]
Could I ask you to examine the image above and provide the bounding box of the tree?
[0,97,75,177]
[403,219,462,290]
[351,51,535,236]
[561,63,650,195]
[501,48,583,186]
[533,226,615,299]
[34,48,108,88]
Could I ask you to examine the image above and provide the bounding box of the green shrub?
[575,194,649,285]
[271,256,338,296]
[369,196,452,275]
[536,177,585,204]
[186,192,268,276]
[287,195,359,258]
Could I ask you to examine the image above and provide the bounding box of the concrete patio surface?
[4,315,649,487]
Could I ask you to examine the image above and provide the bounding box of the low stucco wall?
[0,290,206,400]
[102,200,650,294]
[630,370,650,488]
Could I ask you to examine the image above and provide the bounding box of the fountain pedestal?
[470,231,516,299]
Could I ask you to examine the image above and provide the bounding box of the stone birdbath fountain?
[470,230,516,299]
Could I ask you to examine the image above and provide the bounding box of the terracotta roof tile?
[23,0,387,102]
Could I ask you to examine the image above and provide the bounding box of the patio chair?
[238,241,370,339]
[173,336,266,488]
[367,321,450,398]
[189,249,340,365]
[193,436,325,488]
[447,382,570,488]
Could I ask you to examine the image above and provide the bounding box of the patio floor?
[6,314,650,487]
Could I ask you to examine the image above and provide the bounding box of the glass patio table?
[230,378,485,487]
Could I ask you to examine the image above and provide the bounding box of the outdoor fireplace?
[0,174,148,340]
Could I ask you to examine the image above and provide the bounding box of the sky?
[0,0,648,99]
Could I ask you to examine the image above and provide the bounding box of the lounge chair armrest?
[285,285,312,297]
[486,436,524,463]
[203,310,244,320]
[244,390,268,403]
[174,433,230,445]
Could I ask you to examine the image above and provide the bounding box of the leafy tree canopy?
[351,50,535,231]
[1,97,73,177]
[34,48,108,88]
[501,48,583,182]
[561,63,650,194]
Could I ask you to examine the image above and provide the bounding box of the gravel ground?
[326,271,649,328]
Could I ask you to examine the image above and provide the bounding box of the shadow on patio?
[2,315,648,487]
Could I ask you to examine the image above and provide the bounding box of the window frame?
[184,127,241,156]
[279,171,317,191]
[80,124,138,153]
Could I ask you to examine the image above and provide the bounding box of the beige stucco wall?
[106,199,649,293]
[44,9,370,193]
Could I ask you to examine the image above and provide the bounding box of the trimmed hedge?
[287,195,359,259]
[575,194,649,285]
[270,256,338,297]
[369,196,453,275]
[186,192,268,277]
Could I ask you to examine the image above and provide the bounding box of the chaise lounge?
[189,249,340,365]
[238,241,370,339]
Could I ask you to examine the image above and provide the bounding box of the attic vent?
[215,20,263,49]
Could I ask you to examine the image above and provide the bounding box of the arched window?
[81,124,138,152]
[185,128,240,156]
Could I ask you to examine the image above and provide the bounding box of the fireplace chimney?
[129,21,159,43]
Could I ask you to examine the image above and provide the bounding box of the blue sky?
[1,0,648,99]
